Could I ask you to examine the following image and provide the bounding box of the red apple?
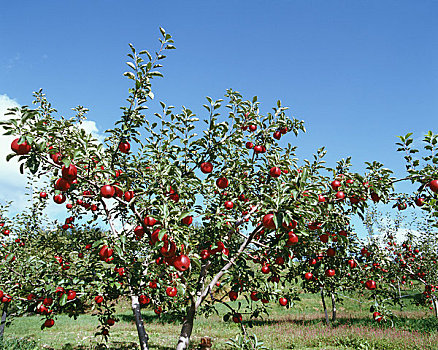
[325,269,335,277]
[55,178,71,192]
[61,164,78,182]
[53,194,66,204]
[181,215,193,226]
[44,319,55,328]
[224,201,234,209]
[100,185,115,198]
[331,180,341,190]
[365,280,377,290]
[67,290,76,300]
[429,180,438,193]
[269,167,281,178]
[166,286,177,297]
[304,272,313,280]
[119,141,130,153]
[144,216,157,226]
[232,313,242,323]
[262,213,276,230]
[216,177,229,189]
[11,138,31,155]
[279,297,288,306]
[173,255,190,272]
[200,162,213,174]
[139,295,150,305]
[229,291,238,301]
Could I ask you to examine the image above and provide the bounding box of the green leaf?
[59,293,68,306]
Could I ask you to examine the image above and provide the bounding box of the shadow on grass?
[59,342,173,350]
[243,315,438,333]
[118,313,182,325]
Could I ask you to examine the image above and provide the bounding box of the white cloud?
[79,120,105,143]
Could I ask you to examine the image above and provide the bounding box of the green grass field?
[1,293,438,350]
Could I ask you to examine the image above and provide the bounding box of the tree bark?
[320,287,330,326]
[432,295,438,318]
[0,303,8,340]
[330,292,336,323]
[176,301,196,350]
[131,294,149,350]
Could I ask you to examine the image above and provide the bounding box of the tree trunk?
[330,292,336,323]
[176,300,196,350]
[320,287,330,326]
[432,295,438,318]
[131,294,149,350]
[0,303,8,340]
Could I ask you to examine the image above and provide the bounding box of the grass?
[1,292,438,350]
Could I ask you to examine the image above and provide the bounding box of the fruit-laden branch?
[195,223,264,309]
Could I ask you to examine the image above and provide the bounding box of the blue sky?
[0,1,437,234]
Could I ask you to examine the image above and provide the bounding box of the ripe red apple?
[254,145,263,154]
[106,318,116,326]
[370,192,380,203]
[331,180,341,190]
[415,198,425,206]
[273,131,281,140]
[43,297,53,306]
[40,192,48,199]
[100,185,115,198]
[232,313,242,323]
[144,216,157,226]
[261,265,270,274]
[250,291,259,301]
[229,291,238,301]
[139,295,150,305]
[53,194,66,204]
[61,164,78,182]
[335,191,345,200]
[181,215,193,226]
[286,232,298,246]
[365,280,377,290]
[304,272,313,280]
[216,177,229,189]
[118,141,130,153]
[124,190,135,202]
[44,319,55,328]
[347,259,357,268]
[200,162,213,173]
[318,195,326,203]
[245,141,254,149]
[325,269,335,277]
[173,255,190,272]
[327,247,336,257]
[262,213,276,230]
[429,180,438,193]
[99,245,113,261]
[166,286,177,297]
[11,138,31,155]
[67,290,76,300]
[248,124,257,132]
[269,167,281,178]
[55,178,71,191]
[224,201,234,209]
[279,297,287,306]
